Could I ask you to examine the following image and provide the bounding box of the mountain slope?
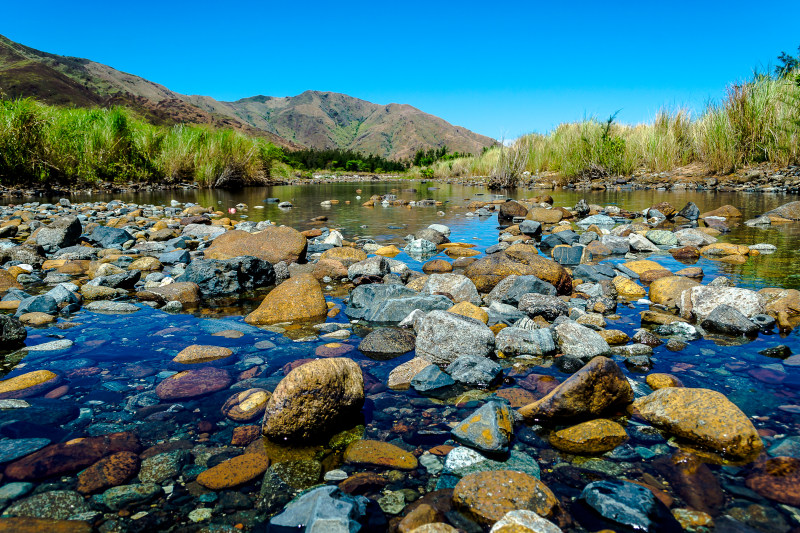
[0,34,496,159]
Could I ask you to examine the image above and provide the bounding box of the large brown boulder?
[765,200,800,221]
[526,207,563,224]
[204,226,307,264]
[518,356,633,422]
[147,282,201,306]
[700,205,742,218]
[465,250,572,294]
[633,387,763,460]
[648,276,700,308]
[245,274,327,325]
[499,200,529,220]
[261,358,364,443]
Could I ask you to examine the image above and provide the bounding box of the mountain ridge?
[0,34,496,159]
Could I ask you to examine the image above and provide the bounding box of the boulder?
[176,256,274,296]
[446,354,503,388]
[518,294,569,321]
[348,256,391,279]
[415,310,496,366]
[764,200,800,220]
[451,402,515,453]
[648,276,700,308]
[261,358,364,443]
[700,205,742,218]
[679,286,765,321]
[245,274,327,325]
[35,216,82,251]
[580,479,680,532]
[205,226,307,264]
[554,322,610,360]
[344,284,416,320]
[320,247,367,267]
[89,226,134,249]
[486,275,557,306]
[0,314,27,349]
[499,200,529,220]
[700,305,759,336]
[495,327,555,356]
[526,207,563,224]
[633,387,763,459]
[465,251,572,295]
[518,356,633,422]
[422,274,481,305]
[358,328,416,359]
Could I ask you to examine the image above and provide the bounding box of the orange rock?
[0,518,91,533]
[76,451,140,494]
[205,226,307,264]
[453,470,559,525]
[173,345,233,364]
[196,453,270,489]
[245,274,327,325]
[343,440,418,470]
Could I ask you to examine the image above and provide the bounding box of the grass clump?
[0,99,283,187]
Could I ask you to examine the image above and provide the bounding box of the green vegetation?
[0,98,284,186]
[434,65,800,186]
[412,145,469,167]
[282,148,408,173]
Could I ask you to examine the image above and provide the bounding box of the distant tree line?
[412,145,470,167]
[282,148,408,173]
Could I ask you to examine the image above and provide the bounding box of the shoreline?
[3,163,800,199]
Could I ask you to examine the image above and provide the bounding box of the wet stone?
[138,449,189,483]
[98,483,162,511]
[344,440,418,470]
[579,479,680,532]
[155,367,232,400]
[196,452,270,489]
[3,490,90,520]
[76,451,140,494]
[0,438,50,463]
[173,344,233,364]
[451,401,515,454]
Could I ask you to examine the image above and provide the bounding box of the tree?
[775,46,800,79]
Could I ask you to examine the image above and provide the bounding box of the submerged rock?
[453,470,559,525]
[269,485,369,533]
[262,358,364,443]
[548,419,628,454]
[579,479,680,532]
[633,387,763,459]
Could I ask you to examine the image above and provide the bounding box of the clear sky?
[3,1,800,140]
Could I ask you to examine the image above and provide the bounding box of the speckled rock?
[358,328,416,359]
[100,483,162,511]
[746,456,800,506]
[489,510,563,533]
[138,449,188,483]
[519,356,633,422]
[262,358,364,443]
[0,517,91,533]
[415,310,496,366]
[197,453,270,489]
[648,276,700,309]
[453,470,559,525]
[3,490,90,520]
[548,419,628,454]
[76,451,140,494]
[634,387,763,459]
[344,440,418,470]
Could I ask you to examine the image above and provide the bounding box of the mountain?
[0,34,496,159]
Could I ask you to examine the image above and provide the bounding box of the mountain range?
[0,34,496,159]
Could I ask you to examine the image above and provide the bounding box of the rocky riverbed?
[1,192,800,532]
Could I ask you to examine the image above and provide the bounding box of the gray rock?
[677,202,700,221]
[99,483,162,511]
[580,479,679,532]
[518,293,569,321]
[415,310,496,365]
[347,256,390,279]
[176,256,274,295]
[269,485,368,533]
[554,321,611,360]
[446,354,502,388]
[628,233,660,252]
[344,284,417,320]
[36,216,82,251]
[518,220,542,237]
[0,482,34,505]
[86,270,141,290]
[159,249,190,265]
[573,264,616,283]
[645,230,678,246]
[428,224,451,237]
[0,244,46,266]
[4,489,90,520]
[415,227,448,245]
[45,284,80,306]
[600,235,630,255]
[674,228,717,247]
[403,238,437,254]
[486,301,527,325]
[15,294,58,317]
[422,273,481,305]
[577,214,616,228]
[138,450,189,483]
[85,301,140,313]
[89,226,135,249]
[495,327,556,356]
[451,401,514,453]
[358,328,415,359]
[487,275,557,306]
[0,314,27,348]
[551,245,585,266]
[0,438,50,463]
[181,223,226,239]
[411,365,456,397]
[364,295,452,323]
[700,304,760,336]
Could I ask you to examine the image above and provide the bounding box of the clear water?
[3,182,800,531]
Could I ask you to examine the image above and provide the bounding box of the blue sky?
[4,1,800,140]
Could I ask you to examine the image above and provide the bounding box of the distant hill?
[0,34,496,159]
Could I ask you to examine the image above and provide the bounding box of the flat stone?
[76,451,139,494]
[221,388,270,422]
[548,419,628,454]
[197,453,270,489]
[173,345,233,364]
[2,490,89,520]
[0,371,61,400]
[344,440,418,470]
[0,438,51,463]
[100,483,162,511]
[155,367,231,400]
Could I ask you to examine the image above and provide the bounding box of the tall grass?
[434,72,800,184]
[0,99,282,187]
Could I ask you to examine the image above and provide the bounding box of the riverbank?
[2,190,800,531]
